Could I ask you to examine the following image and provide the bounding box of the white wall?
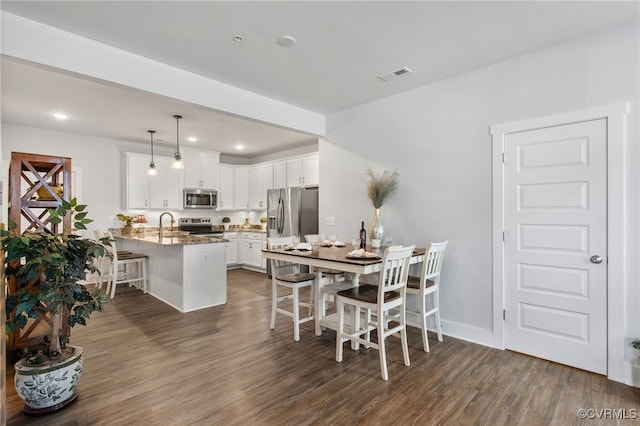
[321,22,639,350]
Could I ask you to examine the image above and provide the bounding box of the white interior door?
[504,119,607,374]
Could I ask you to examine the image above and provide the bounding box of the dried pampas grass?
[366,169,399,208]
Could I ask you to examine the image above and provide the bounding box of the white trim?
[490,103,628,383]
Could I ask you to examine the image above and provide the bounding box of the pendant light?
[172,114,184,169]
[147,130,157,175]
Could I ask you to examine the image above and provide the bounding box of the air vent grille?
[377,66,412,82]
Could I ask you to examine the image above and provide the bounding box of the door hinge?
[502,152,506,163]
[503,309,506,320]
[502,231,505,242]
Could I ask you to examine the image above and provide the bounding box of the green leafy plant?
[222,217,231,223]
[366,169,399,208]
[3,198,111,364]
[260,216,267,223]
[632,341,640,350]
[116,213,135,226]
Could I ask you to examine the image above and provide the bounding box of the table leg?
[350,273,361,350]
[315,268,324,336]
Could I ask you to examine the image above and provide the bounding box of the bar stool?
[335,245,415,381]
[406,241,448,352]
[268,236,316,341]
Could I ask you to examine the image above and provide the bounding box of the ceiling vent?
[377,67,412,82]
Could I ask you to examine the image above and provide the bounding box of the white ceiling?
[1,1,638,157]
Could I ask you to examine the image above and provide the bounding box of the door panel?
[505,119,607,374]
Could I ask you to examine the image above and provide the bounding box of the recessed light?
[188,137,197,142]
[52,112,68,120]
[277,35,296,47]
[235,145,244,151]
[233,35,244,43]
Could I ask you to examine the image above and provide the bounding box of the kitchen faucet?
[159,212,175,240]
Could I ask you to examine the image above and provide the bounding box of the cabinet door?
[249,163,273,210]
[234,167,249,210]
[200,153,220,189]
[218,164,234,210]
[149,157,184,209]
[241,238,262,268]
[273,161,287,189]
[226,238,237,265]
[184,149,220,189]
[302,155,319,186]
[126,153,150,209]
[286,158,303,187]
[164,160,184,209]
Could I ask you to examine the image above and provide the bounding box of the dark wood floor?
[5,269,639,425]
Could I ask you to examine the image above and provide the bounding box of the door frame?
[490,103,628,382]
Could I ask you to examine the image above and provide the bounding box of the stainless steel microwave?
[183,188,217,209]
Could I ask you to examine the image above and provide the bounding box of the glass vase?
[369,208,384,248]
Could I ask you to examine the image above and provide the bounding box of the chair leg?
[336,297,345,362]
[434,289,443,342]
[378,320,388,381]
[421,293,430,352]
[293,287,300,342]
[400,306,410,367]
[140,259,147,293]
[270,282,277,330]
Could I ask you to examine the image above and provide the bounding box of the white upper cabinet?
[218,164,234,210]
[286,154,319,187]
[125,153,150,209]
[249,163,273,210]
[234,166,250,210]
[273,161,287,189]
[183,148,220,189]
[124,152,183,210]
[149,156,184,210]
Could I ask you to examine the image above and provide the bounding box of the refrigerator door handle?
[277,197,284,235]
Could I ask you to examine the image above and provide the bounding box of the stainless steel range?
[178,217,223,236]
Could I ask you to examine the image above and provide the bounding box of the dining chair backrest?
[304,234,320,244]
[304,234,328,243]
[377,245,415,296]
[419,241,448,282]
[267,236,298,272]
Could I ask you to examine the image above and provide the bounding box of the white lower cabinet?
[240,232,265,270]
[224,232,238,265]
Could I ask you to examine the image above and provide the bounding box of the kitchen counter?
[115,233,227,312]
[117,231,228,246]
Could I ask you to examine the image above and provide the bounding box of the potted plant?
[222,216,231,231]
[632,340,640,357]
[260,216,267,231]
[3,198,111,414]
[365,169,399,247]
[116,213,135,235]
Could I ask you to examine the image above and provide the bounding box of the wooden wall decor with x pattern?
[7,152,73,349]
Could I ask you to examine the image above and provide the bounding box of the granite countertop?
[115,231,228,246]
[226,226,267,233]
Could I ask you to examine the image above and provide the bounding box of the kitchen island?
[115,232,227,312]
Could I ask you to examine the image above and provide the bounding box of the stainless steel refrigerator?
[267,187,318,275]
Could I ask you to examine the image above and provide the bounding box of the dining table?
[262,243,425,336]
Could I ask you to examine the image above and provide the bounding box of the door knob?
[590,255,603,264]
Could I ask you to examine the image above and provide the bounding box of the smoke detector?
[377,67,412,82]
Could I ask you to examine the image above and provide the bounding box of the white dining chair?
[335,245,415,381]
[304,234,346,285]
[268,236,316,341]
[405,241,448,352]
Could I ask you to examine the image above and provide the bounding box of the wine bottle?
[359,221,367,249]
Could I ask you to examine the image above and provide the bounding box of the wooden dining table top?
[262,244,425,267]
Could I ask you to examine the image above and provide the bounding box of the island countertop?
[115,232,228,246]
